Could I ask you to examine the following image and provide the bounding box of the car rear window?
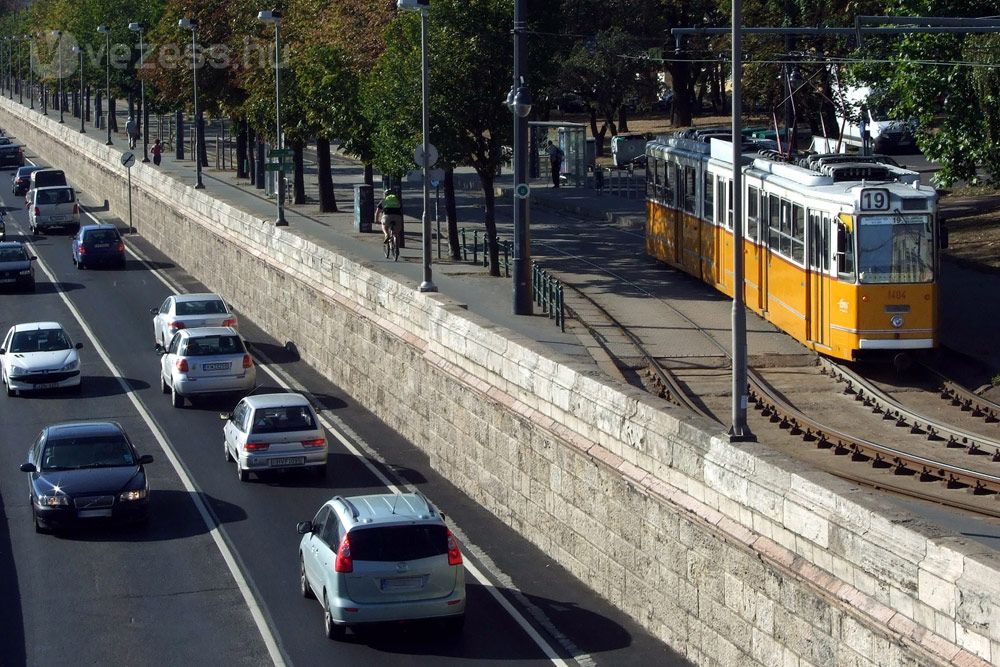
[176,299,227,316]
[181,335,245,356]
[0,247,28,262]
[251,406,317,433]
[348,525,447,562]
[85,229,120,243]
[42,435,135,470]
[36,188,74,204]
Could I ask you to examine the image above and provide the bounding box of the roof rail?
[333,495,359,520]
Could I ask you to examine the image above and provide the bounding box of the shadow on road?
[0,489,27,667]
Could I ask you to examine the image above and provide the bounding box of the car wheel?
[323,594,344,640]
[117,257,126,270]
[236,459,249,482]
[170,382,184,407]
[72,379,82,394]
[160,373,170,394]
[77,259,85,270]
[300,558,315,599]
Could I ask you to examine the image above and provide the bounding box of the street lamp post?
[508,0,533,315]
[26,35,33,109]
[97,26,112,145]
[51,30,63,123]
[71,46,84,133]
[18,36,25,105]
[9,37,15,100]
[129,23,148,161]
[178,18,204,189]
[397,0,436,292]
[257,10,286,226]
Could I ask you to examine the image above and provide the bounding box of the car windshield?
[181,335,245,356]
[175,299,227,316]
[41,435,136,470]
[858,214,934,284]
[251,406,317,434]
[0,247,28,262]
[85,230,120,243]
[10,329,72,353]
[348,525,447,562]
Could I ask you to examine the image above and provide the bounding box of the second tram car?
[645,130,939,362]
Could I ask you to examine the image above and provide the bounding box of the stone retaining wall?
[3,97,996,666]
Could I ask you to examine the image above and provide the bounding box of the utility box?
[353,184,374,233]
[611,134,647,167]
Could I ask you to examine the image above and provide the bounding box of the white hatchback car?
[1,322,83,396]
[150,293,238,348]
[158,327,256,407]
[222,393,328,481]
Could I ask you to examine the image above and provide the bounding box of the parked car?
[18,421,153,533]
[1,321,83,396]
[0,241,36,291]
[28,185,80,235]
[157,327,255,407]
[296,493,466,639]
[150,293,237,348]
[0,136,25,169]
[12,165,42,196]
[72,224,125,269]
[222,393,327,481]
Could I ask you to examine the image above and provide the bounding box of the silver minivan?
[297,493,466,639]
[28,185,79,235]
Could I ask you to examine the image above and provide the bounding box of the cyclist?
[378,189,403,246]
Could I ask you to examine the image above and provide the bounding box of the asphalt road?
[0,152,682,665]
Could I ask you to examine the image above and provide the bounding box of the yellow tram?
[645,130,939,362]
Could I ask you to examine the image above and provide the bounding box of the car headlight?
[18,269,30,275]
[37,494,70,507]
[119,489,148,502]
[59,359,79,371]
[8,365,24,377]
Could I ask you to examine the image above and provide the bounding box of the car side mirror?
[0,348,5,355]
[138,454,154,465]
[149,307,158,315]
[154,344,164,355]
[220,412,232,421]
[75,342,83,350]
[19,462,36,473]
[296,521,313,535]
[29,256,37,262]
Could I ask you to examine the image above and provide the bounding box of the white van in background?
[834,84,917,153]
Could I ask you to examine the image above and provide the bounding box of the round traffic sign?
[514,183,530,199]
[121,151,136,168]
[413,143,439,169]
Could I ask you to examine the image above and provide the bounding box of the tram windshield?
[857,214,934,283]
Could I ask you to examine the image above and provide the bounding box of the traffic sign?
[429,168,445,188]
[264,163,289,171]
[268,148,293,158]
[413,143,438,169]
[121,151,136,168]
[514,183,530,199]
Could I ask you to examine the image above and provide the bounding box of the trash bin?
[354,184,374,233]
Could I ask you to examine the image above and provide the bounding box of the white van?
[834,85,916,153]
[28,186,80,235]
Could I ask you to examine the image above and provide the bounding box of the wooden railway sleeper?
[946,435,965,449]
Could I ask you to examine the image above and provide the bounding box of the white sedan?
[0,322,83,396]
[150,293,237,348]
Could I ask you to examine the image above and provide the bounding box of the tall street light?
[508,0,532,315]
[178,18,204,189]
[397,0,436,293]
[25,34,33,109]
[71,45,84,133]
[8,37,15,100]
[257,10,287,226]
[97,26,112,144]
[51,30,63,123]
[18,35,25,104]
[129,23,148,162]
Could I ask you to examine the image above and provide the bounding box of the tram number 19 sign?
[860,188,890,211]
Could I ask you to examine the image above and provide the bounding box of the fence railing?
[590,165,645,200]
[532,263,565,331]
[458,228,512,277]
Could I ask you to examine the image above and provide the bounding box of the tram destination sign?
[859,188,890,210]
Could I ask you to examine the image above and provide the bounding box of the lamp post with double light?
[70,45,84,133]
[25,35,33,109]
[96,26,112,144]
[51,30,63,123]
[178,18,203,189]
[129,23,148,161]
[257,10,287,226]
[507,0,533,315]
[18,35,26,105]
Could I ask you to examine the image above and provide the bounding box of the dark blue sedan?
[19,421,153,533]
[72,224,125,269]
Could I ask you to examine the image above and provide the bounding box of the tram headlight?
[890,315,904,329]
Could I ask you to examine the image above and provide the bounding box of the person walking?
[546,140,564,188]
[126,116,138,150]
[151,138,163,166]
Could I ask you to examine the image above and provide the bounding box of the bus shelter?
[529,122,587,187]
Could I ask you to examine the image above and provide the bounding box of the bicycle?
[383,215,401,261]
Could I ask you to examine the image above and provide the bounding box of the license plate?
[202,362,231,371]
[78,509,112,518]
[270,457,304,467]
[34,382,60,389]
[94,243,109,248]
[0,278,14,283]
[381,576,423,592]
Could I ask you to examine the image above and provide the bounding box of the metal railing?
[590,165,645,199]
[458,228,512,277]
[532,263,565,331]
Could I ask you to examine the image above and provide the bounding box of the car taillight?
[335,535,353,573]
[168,321,185,330]
[222,318,236,327]
[73,203,79,214]
[33,207,39,216]
[175,358,189,372]
[116,241,124,253]
[446,529,463,566]
[245,442,269,451]
[302,438,325,448]
[78,245,86,254]
[242,354,253,369]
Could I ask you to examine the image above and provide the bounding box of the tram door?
[807,212,831,347]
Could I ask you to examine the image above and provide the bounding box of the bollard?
[461,229,468,261]
[557,284,565,331]
[502,240,510,277]
[472,230,479,265]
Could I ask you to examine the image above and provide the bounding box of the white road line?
[29,158,580,667]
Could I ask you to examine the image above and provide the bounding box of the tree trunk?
[669,63,693,127]
[109,98,118,132]
[197,111,208,167]
[255,139,265,190]
[363,164,373,186]
[444,168,460,260]
[291,138,306,205]
[478,171,500,277]
[95,90,102,129]
[175,111,184,159]
[85,86,91,123]
[618,105,629,133]
[316,137,337,212]
[236,119,248,179]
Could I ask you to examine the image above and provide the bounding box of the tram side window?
[768,194,781,251]
[792,204,805,263]
[747,186,759,241]
[704,173,714,222]
[664,162,674,205]
[727,180,734,229]
[646,157,657,198]
[683,166,697,214]
[836,221,856,279]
